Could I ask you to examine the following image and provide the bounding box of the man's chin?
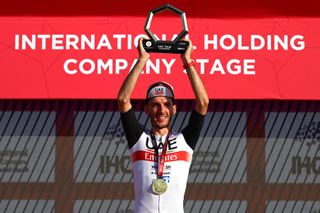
[153,122,170,130]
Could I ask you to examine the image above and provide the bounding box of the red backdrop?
[1,0,320,99]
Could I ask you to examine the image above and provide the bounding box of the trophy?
[142,4,189,54]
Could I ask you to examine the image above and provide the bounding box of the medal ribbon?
[150,131,171,178]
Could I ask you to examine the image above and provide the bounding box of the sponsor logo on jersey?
[131,150,191,163]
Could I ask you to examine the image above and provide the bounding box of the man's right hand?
[138,38,150,62]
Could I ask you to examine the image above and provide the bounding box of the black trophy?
[142,4,189,54]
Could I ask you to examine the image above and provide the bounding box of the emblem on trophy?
[142,4,189,54]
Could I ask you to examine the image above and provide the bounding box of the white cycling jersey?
[121,108,204,213]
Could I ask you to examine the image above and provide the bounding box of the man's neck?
[152,127,170,137]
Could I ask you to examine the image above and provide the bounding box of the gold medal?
[152,179,168,195]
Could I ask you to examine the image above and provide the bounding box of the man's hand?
[138,38,150,62]
[181,39,193,64]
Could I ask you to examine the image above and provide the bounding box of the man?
[117,38,209,212]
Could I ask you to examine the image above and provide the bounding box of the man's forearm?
[118,38,150,113]
[185,64,209,115]
[118,57,148,112]
[181,39,209,115]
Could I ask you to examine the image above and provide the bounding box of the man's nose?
[158,104,165,113]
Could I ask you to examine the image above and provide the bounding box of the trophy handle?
[142,39,189,54]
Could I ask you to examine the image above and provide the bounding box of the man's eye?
[152,104,159,108]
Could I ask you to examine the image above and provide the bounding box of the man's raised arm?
[117,38,150,113]
[181,39,209,115]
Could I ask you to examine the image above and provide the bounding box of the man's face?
[145,96,176,130]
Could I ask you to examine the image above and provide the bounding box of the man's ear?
[172,104,177,115]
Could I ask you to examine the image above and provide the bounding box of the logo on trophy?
[142,4,189,54]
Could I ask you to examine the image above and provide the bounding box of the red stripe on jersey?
[131,151,191,163]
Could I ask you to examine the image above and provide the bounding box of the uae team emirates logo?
[154,87,165,96]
